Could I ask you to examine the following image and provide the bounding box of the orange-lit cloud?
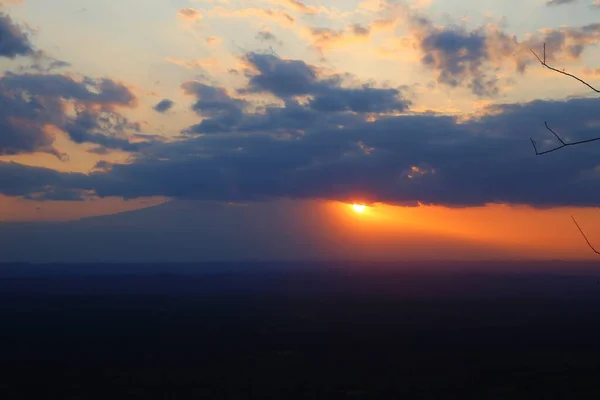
[305,24,372,51]
[178,7,203,21]
[205,35,223,46]
[274,0,318,15]
[204,7,295,27]
[166,56,222,71]
[582,67,600,77]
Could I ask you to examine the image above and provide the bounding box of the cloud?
[301,16,404,54]
[243,52,318,97]
[181,81,248,135]
[205,36,223,46]
[25,52,71,73]
[178,7,202,21]
[546,0,577,5]
[241,52,410,112]
[205,7,295,28]
[61,109,144,153]
[0,12,33,58]
[0,72,145,156]
[153,98,175,113]
[166,56,221,71]
[178,53,409,135]
[256,30,281,44]
[307,24,372,51]
[6,68,600,208]
[0,161,88,199]
[408,12,600,96]
[179,53,408,136]
[0,91,58,157]
[0,73,137,107]
[582,67,600,76]
[274,0,317,15]
[0,12,70,72]
[418,25,498,97]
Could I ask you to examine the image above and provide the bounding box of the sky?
[1,0,600,262]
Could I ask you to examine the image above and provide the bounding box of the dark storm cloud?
[0,72,144,156]
[0,13,33,58]
[153,98,175,113]
[7,85,600,208]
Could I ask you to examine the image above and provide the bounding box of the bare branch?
[529,43,600,155]
[572,216,600,255]
[530,122,600,155]
[530,43,600,93]
[529,45,600,257]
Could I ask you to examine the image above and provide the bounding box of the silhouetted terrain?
[2,261,600,399]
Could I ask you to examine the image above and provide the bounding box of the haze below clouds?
[0,200,513,263]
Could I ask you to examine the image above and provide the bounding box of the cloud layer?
[3,56,600,207]
[1,2,600,209]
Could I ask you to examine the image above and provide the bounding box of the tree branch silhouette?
[530,44,600,255]
[529,43,600,156]
[530,122,600,155]
[530,43,600,94]
[571,216,600,255]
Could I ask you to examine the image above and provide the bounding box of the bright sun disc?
[352,203,366,213]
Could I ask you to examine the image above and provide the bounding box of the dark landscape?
[2,261,600,399]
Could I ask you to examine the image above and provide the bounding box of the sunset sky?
[1,0,600,262]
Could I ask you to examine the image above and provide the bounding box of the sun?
[352,203,366,213]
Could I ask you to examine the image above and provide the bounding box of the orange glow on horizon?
[325,200,600,260]
[3,195,600,261]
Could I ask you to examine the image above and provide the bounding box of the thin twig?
[529,43,600,155]
[529,44,600,257]
[530,43,600,93]
[571,216,600,255]
[530,122,600,155]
